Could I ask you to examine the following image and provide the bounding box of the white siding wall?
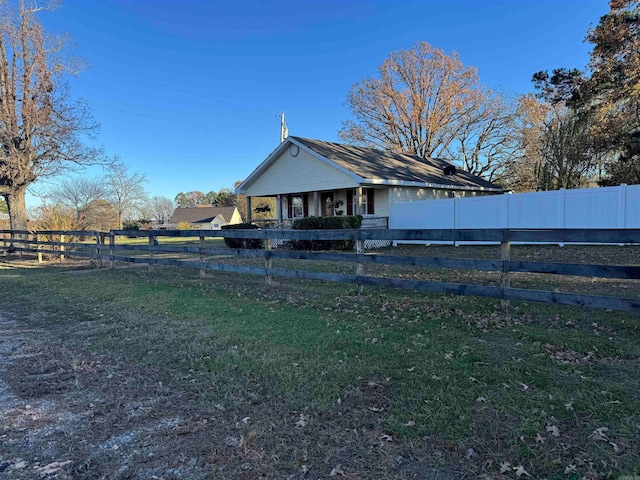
[244,148,357,196]
[374,188,389,216]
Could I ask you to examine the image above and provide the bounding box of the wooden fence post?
[356,238,364,295]
[99,232,106,268]
[36,233,42,263]
[265,235,273,285]
[94,232,105,268]
[501,230,511,313]
[199,234,206,279]
[109,232,115,269]
[148,232,155,273]
[60,234,65,263]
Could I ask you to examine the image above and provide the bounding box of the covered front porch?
[245,187,389,229]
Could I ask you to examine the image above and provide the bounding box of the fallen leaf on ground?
[589,426,609,441]
[295,414,309,428]
[330,465,345,476]
[499,461,511,473]
[546,425,560,437]
[513,465,531,477]
[36,460,73,476]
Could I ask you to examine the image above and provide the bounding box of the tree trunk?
[5,189,29,231]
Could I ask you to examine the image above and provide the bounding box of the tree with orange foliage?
[340,41,519,182]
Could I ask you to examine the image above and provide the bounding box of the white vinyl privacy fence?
[390,184,640,243]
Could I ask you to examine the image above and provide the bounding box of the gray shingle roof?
[169,206,236,224]
[291,137,502,191]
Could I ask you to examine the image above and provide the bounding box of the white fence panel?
[456,195,507,228]
[564,187,620,228]
[507,190,564,228]
[390,199,454,229]
[624,184,640,228]
[389,184,640,243]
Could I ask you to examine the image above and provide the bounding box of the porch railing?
[253,216,389,230]
[361,216,388,229]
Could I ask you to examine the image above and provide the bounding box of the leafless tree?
[145,195,175,225]
[538,109,597,190]
[444,93,520,182]
[46,175,109,229]
[105,161,147,229]
[0,0,100,230]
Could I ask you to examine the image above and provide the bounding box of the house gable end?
[239,138,360,197]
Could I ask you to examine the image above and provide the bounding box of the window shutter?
[367,189,374,214]
[347,190,353,215]
[287,194,292,218]
[303,193,309,217]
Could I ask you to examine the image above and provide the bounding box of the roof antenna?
[280,111,289,143]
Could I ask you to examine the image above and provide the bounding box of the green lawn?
[0,254,638,478]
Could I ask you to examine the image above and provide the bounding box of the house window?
[362,188,375,214]
[292,194,304,218]
[285,193,309,219]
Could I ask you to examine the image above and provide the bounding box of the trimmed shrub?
[290,215,362,251]
[221,223,263,249]
[122,220,141,231]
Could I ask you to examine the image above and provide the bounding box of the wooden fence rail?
[1,228,639,313]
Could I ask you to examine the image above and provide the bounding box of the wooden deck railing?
[1,228,639,312]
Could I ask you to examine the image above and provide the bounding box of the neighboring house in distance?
[235,136,503,229]
[163,205,243,230]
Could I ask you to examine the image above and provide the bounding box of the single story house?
[235,136,503,228]
[164,205,243,230]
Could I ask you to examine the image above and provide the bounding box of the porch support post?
[312,191,320,217]
[276,195,282,226]
[246,196,252,224]
[355,186,364,215]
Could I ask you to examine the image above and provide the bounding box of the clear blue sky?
[30,0,609,206]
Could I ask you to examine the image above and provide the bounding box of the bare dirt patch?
[0,311,460,479]
[0,312,213,479]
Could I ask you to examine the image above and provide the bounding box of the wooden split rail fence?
[1,228,640,313]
